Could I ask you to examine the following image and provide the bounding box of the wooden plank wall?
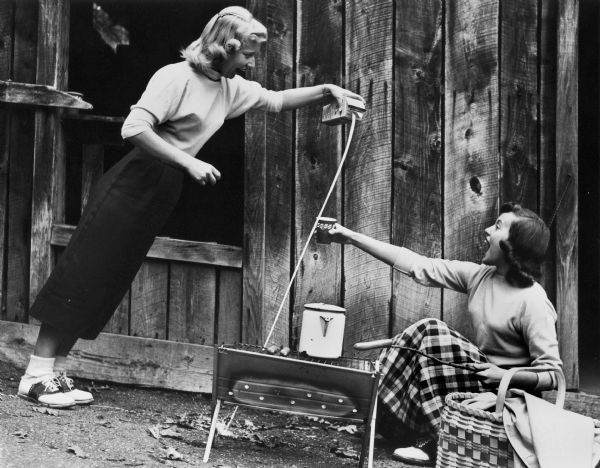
[247,0,578,383]
[0,0,581,390]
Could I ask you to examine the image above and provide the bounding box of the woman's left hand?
[324,84,365,107]
[472,362,507,386]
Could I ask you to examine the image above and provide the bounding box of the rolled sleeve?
[121,65,188,139]
[226,76,283,119]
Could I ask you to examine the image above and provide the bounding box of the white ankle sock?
[24,355,55,379]
[54,356,67,375]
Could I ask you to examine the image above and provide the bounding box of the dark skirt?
[376,318,489,441]
[29,147,184,339]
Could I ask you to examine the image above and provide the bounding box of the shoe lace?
[41,377,61,392]
[59,373,75,390]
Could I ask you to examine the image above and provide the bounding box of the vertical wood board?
[555,0,578,388]
[343,0,394,353]
[130,261,168,340]
[539,0,558,302]
[243,0,294,346]
[293,0,344,347]
[500,0,539,208]
[168,263,216,345]
[392,0,443,333]
[0,0,14,320]
[29,0,69,306]
[217,268,242,344]
[6,0,38,322]
[443,0,500,336]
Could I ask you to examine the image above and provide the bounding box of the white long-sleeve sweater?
[393,247,562,388]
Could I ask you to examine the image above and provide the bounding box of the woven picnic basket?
[435,367,566,468]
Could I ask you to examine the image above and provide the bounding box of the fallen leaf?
[216,421,234,437]
[66,445,88,459]
[147,425,161,439]
[12,431,27,439]
[159,428,182,439]
[335,424,358,434]
[32,407,59,416]
[160,446,183,461]
[330,446,359,460]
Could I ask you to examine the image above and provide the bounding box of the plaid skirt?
[377,318,489,441]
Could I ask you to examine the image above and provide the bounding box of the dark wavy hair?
[498,202,550,288]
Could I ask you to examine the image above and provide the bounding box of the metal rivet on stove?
[244,385,249,390]
[228,391,234,396]
[259,396,264,401]
[338,399,343,403]
[290,400,295,405]
[321,405,326,409]
[352,409,358,413]
[306,393,312,398]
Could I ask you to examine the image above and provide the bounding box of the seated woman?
[328,202,562,466]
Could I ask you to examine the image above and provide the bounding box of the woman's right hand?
[185,159,222,186]
[328,223,353,244]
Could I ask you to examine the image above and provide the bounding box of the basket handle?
[495,366,566,414]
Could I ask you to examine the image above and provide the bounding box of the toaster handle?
[354,338,394,351]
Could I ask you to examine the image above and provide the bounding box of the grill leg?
[202,398,222,463]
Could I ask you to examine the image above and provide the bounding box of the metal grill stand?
[203,345,381,467]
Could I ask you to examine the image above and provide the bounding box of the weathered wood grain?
[51,224,243,268]
[102,291,130,336]
[29,0,69,306]
[217,268,242,344]
[0,80,92,109]
[6,0,37,323]
[343,0,394,354]
[555,0,579,388]
[0,320,213,393]
[130,261,168,340]
[392,0,443,334]
[443,0,500,337]
[80,143,104,212]
[293,0,344,347]
[0,0,14,321]
[243,0,294,346]
[168,264,216,345]
[500,0,538,208]
[539,0,558,302]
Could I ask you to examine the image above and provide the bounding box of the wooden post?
[555,0,578,389]
[29,0,69,306]
[293,0,344,347]
[443,0,500,336]
[343,0,393,353]
[500,0,538,208]
[392,0,443,334]
[6,0,38,323]
[243,0,294,346]
[0,0,14,320]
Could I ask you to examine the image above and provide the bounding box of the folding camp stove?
[204,343,380,467]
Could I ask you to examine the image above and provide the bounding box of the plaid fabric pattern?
[377,318,489,439]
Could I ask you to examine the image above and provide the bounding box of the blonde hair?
[181,6,267,73]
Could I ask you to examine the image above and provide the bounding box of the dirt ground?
[0,360,417,468]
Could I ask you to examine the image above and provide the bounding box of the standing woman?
[327,203,562,466]
[18,6,364,408]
